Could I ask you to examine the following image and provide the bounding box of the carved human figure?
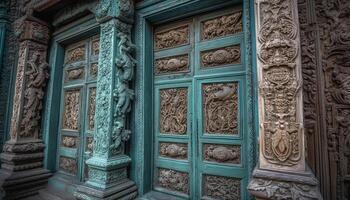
[116,32,137,81]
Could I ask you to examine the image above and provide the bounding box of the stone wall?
[299,0,350,199]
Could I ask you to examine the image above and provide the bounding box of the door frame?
[42,14,100,174]
[131,0,258,197]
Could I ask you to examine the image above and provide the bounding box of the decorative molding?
[203,82,238,134]
[160,88,187,135]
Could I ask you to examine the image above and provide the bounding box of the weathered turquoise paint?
[132,0,257,199]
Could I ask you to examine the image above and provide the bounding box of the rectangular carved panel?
[65,67,85,82]
[160,88,187,135]
[154,25,189,51]
[203,144,240,164]
[203,175,241,200]
[91,39,100,56]
[88,87,96,130]
[159,142,188,159]
[62,89,80,130]
[90,63,98,78]
[157,168,189,194]
[86,137,93,152]
[155,54,189,75]
[59,156,77,175]
[65,45,86,64]
[201,11,243,40]
[61,136,77,148]
[203,82,238,134]
[201,45,240,68]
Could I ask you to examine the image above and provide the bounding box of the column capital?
[95,0,134,24]
[14,16,50,44]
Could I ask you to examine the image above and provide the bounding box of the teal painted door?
[153,6,248,200]
[57,36,99,181]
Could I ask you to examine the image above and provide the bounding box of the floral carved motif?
[159,143,187,159]
[88,87,96,131]
[201,11,242,40]
[157,168,189,194]
[65,67,84,82]
[204,144,240,164]
[65,45,85,64]
[61,136,76,148]
[203,83,238,134]
[59,156,77,174]
[201,45,240,68]
[154,25,189,50]
[203,175,241,200]
[62,89,80,130]
[155,54,189,75]
[257,0,303,167]
[160,88,187,134]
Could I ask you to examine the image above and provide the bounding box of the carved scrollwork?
[61,136,77,148]
[65,67,84,82]
[203,175,241,200]
[201,45,240,68]
[154,25,189,50]
[59,156,77,174]
[65,45,85,64]
[201,11,243,40]
[203,83,238,134]
[157,168,189,194]
[204,144,240,164]
[159,143,187,159]
[160,88,188,134]
[62,89,80,130]
[155,55,189,75]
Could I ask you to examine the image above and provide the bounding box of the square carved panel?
[59,156,77,175]
[202,175,241,200]
[65,45,86,64]
[64,67,85,82]
[159,88,188,135]
[157,168,189,194]
[61,136,77,148]
[203,82,238,135]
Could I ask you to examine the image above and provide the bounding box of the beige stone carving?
[155,54,189,75]
[201,45,240,68]
[154,25,189,50]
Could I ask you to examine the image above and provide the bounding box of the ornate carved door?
[57,36,99,181]
[153,7,248,199]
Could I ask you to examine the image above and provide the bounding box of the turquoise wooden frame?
[131,0,258,198]
[42,14,100,173]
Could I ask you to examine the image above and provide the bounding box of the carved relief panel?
[58,36,98,180]
[152,6,248,199]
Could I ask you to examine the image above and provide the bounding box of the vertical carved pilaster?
[0,15,51,199]
[74,0,138,199]
[248,0,322,199]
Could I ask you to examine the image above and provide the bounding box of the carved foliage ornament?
[157,168,189,194]
[203,175,241,200]
[258,0,302,166]
[155,54,189,75]
[201,45,241,68]
[201,10,243,40]
[160,88,187,134]
[203,83,238,134]
[63,89,80,130]
[155,25,189,50]
[65,45,85,64]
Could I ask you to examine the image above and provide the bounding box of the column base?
[74,179,138,200]
[248,166,323,200]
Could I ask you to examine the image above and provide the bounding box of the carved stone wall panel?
[203,144,240,164]
[90,63,98,78]
[202,175,240,200]
[160,88,188,135]
[64,67,85,82]
[159,142,188,159]
[203,82,238,135]
[88,87,96,131]
[155,54,189,75]
[59,156,77,175]
[62,89,80,130]
[201,11,242,40]
[61,136,77,148]
[65,45,86,64]
[154,25,189,51]
[201,45,240,68]
[157,168,189,194]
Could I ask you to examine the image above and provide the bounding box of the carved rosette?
[256,0,304,170]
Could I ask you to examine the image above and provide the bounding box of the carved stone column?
[74,0,138,199]
[0,15,51,199]
[247,0,322,199]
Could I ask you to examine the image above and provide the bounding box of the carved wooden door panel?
[57,36,99,181]
[153,7,247,200]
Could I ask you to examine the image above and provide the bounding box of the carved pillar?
[74,0,138,199]
[0,15,51,199]
[247,0,322,199]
